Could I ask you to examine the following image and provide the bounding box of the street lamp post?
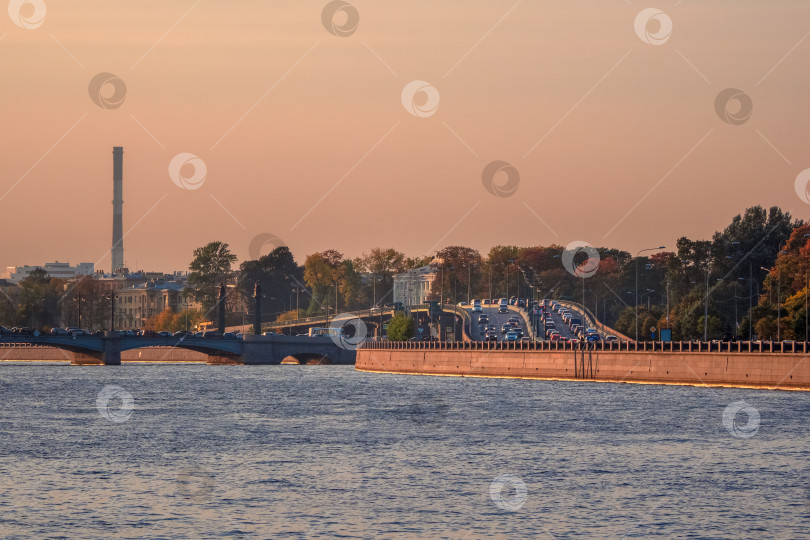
[467,263,478,304]
[635,246,665,341]
[506,259,515,301]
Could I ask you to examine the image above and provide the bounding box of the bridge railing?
[554,300,633,341]
[360,339,810,354]
[229,307,394,334]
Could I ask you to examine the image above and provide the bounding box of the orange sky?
[2,1,809,272]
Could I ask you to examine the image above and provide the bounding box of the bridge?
[0,333,356,365]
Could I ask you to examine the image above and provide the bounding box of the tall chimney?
[111,147,124,274]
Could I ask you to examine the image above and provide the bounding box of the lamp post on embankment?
[635,246,665,341]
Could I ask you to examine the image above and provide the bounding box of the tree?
[239,246,303,322]
[357,248,406,306]
[187,241,237,314]
[18,269,64,330]
[433,246,482,304]
[303,251,341,315]
[387,312,415,341]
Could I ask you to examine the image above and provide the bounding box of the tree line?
[0,204,805,340]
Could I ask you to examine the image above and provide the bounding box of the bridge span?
[0,334,356,365]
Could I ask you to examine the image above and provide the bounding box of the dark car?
[173,330,190,338]
[513,328,524,338]
[478,314,489,324]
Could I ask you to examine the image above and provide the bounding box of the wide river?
[0,363,808,539]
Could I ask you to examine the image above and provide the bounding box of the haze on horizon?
[2,0,809,273]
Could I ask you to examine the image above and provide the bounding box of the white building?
[3,261,94,283]
[393,265,437,306]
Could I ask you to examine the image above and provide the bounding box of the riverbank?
[355,347,810,391]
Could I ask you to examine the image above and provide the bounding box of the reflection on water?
[0,364,808,538]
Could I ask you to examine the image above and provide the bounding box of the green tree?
[303,251,341,315]
[357,247,406,306]
[188,241,237,314]
[17,269,65,329]
[239,246,303,322]
[386,312,415,341]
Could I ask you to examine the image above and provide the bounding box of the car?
[222,332,238,339]
[604,335,618,342]
[498,305,509,314]
[508,317,520,325]
[50,327,68,336]
[203,330,219,338]
[472,300,482,313]
[513,328,524,338]
[158,331,173,337]
[501,323,512,334]
[549,332,562,341]
[505,331,518,341]
[458,301,468,306]
[586,334,601,342]
[483,299,490,305]
[478,314,489,324]
[485,331,498,341]
[173,330,190,338]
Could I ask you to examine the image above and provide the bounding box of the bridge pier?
[70,337,121,365]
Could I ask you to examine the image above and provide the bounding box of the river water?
[0,363,808,539]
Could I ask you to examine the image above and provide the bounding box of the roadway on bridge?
[462,301,589,341]
[464,303,529,342]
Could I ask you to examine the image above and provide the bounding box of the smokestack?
[111,147,124,274]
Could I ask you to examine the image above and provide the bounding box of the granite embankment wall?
[0,346,209,363]
[356,347,810,390]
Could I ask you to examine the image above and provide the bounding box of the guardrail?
[554,300,633,341]
[361,339,810,354]
[258,307,393,331]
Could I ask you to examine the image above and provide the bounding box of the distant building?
[115,281,199,329]
[3,261,94,284]
[393,266,437,306]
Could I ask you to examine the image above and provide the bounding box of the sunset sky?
[2,0,809,273]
